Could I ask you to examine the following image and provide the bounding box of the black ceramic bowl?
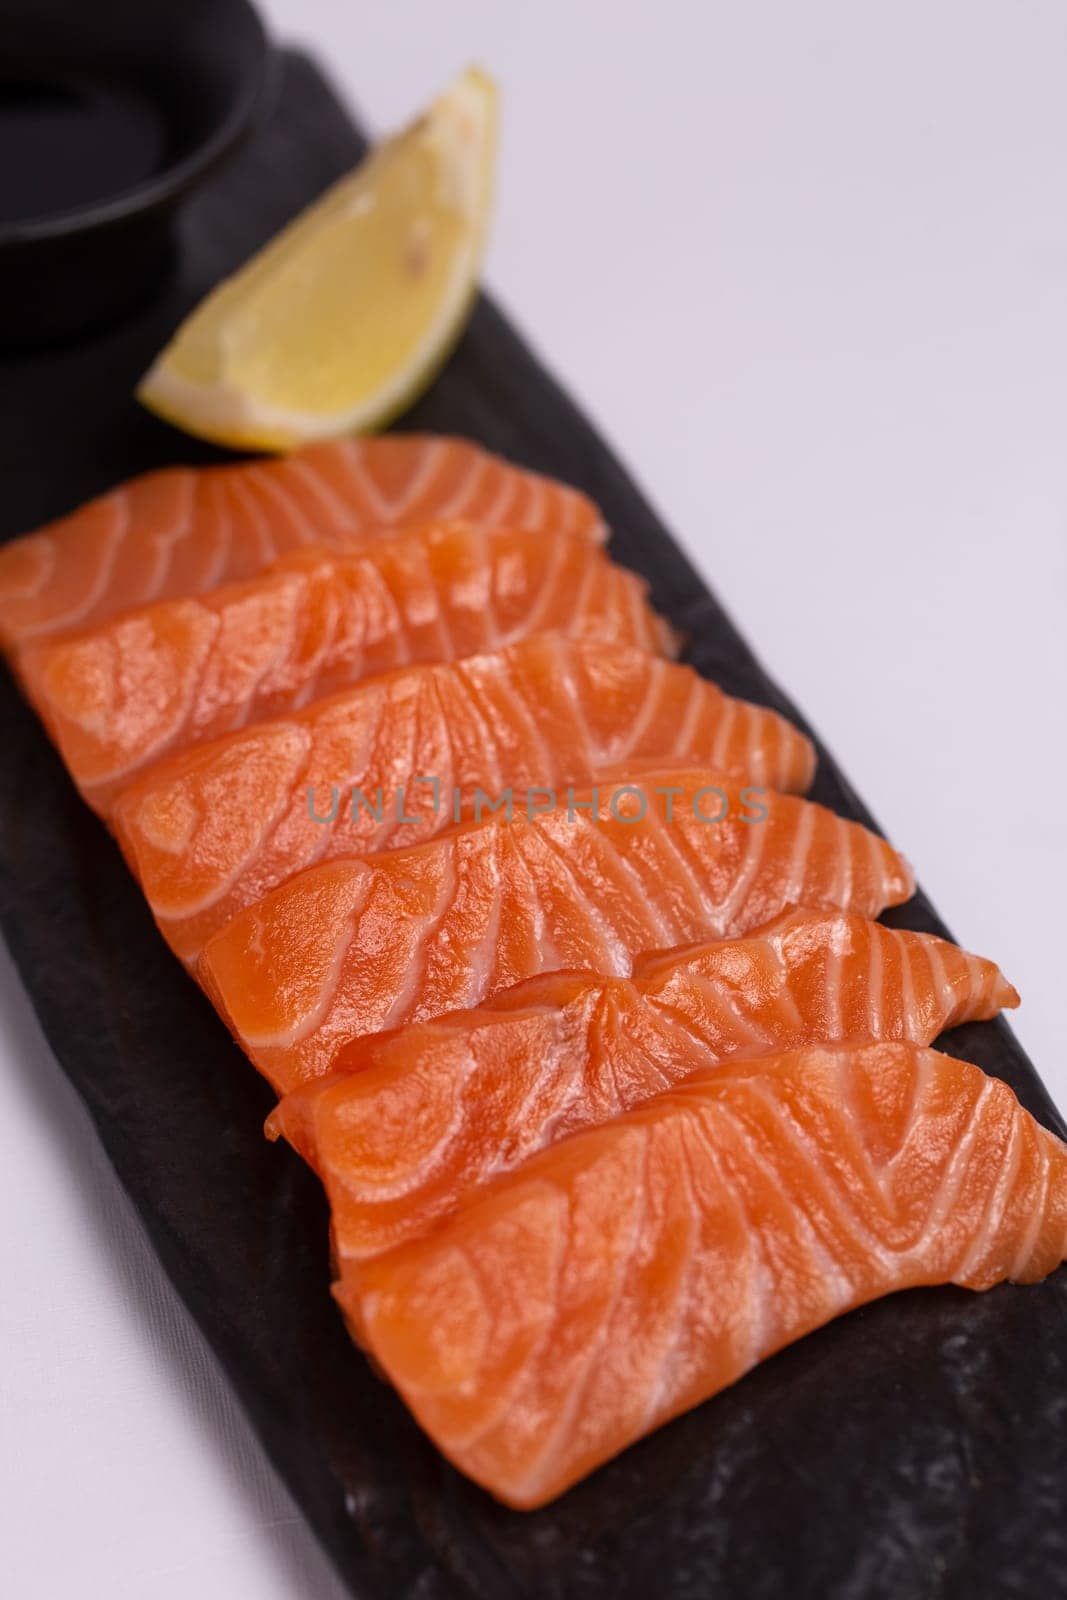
[0,0,271,347]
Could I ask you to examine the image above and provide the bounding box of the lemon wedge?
[138,66,497,451]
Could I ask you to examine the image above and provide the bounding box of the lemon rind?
[137,66,496,453]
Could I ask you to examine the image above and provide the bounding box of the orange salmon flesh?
[198,769,914,1093]
[0,435,604,652]
[348,1042,1067,1508]
[267,908,1018,1262]
[113,636,814,965]
[5,431,1051,1517]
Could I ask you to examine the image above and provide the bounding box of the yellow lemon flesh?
[138,66,497,451]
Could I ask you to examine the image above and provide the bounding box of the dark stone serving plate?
[1,49,1064,1600]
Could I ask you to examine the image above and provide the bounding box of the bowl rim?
[0,0,273,248]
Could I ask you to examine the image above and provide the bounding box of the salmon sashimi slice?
[0,435,605,652]
[113,636,816,966]
[18,526,669,817]
[198,772,915,1093]
[267,909,1018,1262]
[348,1041,1067,1509]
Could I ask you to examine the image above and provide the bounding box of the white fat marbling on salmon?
[350,1043,1067,1509]
[112,636,815,974]
[22,529,669,818]
[199,778,915,1093]
[264,909,1018,1267]
[0,437,607,651]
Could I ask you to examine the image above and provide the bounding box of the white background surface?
[2,2,1065,1594]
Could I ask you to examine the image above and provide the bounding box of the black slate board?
[1,50,1065,1600]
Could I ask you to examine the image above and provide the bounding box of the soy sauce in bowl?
[0,0,271,347]
[0,76,170,228]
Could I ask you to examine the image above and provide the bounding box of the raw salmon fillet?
[349,1041,1067,1509]
[0,435,604,652]
[268,909,1018,1261]
[114,636,816,965]
[199,772,914,1093]
[19,526,668,816]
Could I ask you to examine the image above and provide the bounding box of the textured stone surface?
[1,49,1064,1600]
